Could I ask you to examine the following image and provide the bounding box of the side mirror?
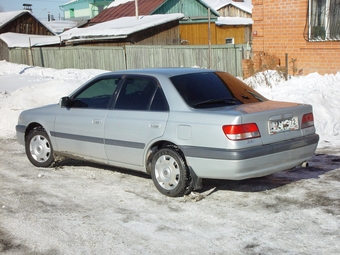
[59,96,71,107]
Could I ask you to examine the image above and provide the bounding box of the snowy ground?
[0,61,339,254]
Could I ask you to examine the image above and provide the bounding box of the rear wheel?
[25,128,55,167]
[151,148,190,197]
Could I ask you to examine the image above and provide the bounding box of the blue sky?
[0,0,67,20]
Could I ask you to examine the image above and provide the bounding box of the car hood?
[21,104,60,115]
[19,104,60,126]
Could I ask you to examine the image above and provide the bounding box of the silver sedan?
[16,68,319,197]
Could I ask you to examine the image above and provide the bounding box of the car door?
[53,76,121,161]
[104,75,169,167]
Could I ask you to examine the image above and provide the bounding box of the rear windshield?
[170,71,267,108]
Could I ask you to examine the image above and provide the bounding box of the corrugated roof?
[88,0,167,25]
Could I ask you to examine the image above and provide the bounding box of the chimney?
[23,3,33,12]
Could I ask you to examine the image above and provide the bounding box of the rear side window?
[115,77,168,111]
[170,72,267,108]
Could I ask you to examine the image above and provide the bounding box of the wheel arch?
[145,140,203,192]
[24,122,44,140]
[145,140,186,175]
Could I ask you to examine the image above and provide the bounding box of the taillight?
[222,123,261,141]
[302,113,314,129]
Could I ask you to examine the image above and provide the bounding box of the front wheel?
[151,148,191,197]
[25,128,55,167]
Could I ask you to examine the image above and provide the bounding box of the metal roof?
[88,0,166,25]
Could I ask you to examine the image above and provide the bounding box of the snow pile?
[0,60,339,149]
[245,70,340,148]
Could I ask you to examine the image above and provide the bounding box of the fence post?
[234,44,237,76]
[285,53,288,80]
[28,37,34,66]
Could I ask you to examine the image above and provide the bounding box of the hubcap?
[155,155,180,190]
[30,135,51,163]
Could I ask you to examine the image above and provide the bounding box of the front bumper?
[16,125,26,145]
[180,134,319,180]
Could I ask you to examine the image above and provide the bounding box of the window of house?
[70,8,75,18]
[305,0,340,41]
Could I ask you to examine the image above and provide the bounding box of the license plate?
[269,116,299,134]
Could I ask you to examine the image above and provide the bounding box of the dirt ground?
[1,138,339,255]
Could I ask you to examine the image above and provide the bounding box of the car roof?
[105,67,217,78]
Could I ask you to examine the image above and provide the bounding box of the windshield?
[170,71,267,108]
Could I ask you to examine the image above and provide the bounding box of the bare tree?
[0,5,3,12]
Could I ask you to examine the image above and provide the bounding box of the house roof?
[0,13,184,47]
[0,10,56,35]
[89,0,166,25]
[60,0,77,7]
[203,0,252,14]
[0,11,30,28]
[64,13,184,42]
[88,0,220,26]
[41,20,78,34]
[0,32,60,47]
[108,0,134,8]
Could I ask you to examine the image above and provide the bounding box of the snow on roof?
[0,14,184,47]
[203,0,252,14]
[0,33,61,47]
[216,16,253,25]
[61,13,184,41]
[60,0,77,6]
[108,0,134,8]
[0,10,30,28]
[41,20,78,34]
[0,10,56,35]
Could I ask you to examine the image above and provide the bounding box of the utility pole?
[135,0,138,19]
[208,7,211,69]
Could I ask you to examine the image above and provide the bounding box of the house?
[215,16,252,45]
[85,0,252,45]
[0,13,184,63]
[198,0,253,45]
[204,0,252,18]
[60,0,114,21]
[250,0,340,76]
[0,10,55,35]
[0,10,56,61]
[60,13,185,46]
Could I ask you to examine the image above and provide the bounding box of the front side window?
[71,78,120,109]
[305,0,340,41]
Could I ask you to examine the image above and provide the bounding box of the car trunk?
[235,100,315,145]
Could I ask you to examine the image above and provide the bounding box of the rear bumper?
[180,134,319,180]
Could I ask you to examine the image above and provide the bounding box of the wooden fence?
[7,44,250,77]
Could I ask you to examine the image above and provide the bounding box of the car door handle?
[92,119,103,124]
[149,123,161,128]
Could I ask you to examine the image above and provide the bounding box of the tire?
[25,128,55,167]
[151,148,190,197]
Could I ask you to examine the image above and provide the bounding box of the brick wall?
[250,0,340,75]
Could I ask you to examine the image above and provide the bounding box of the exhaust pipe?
[301,161,309,168]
